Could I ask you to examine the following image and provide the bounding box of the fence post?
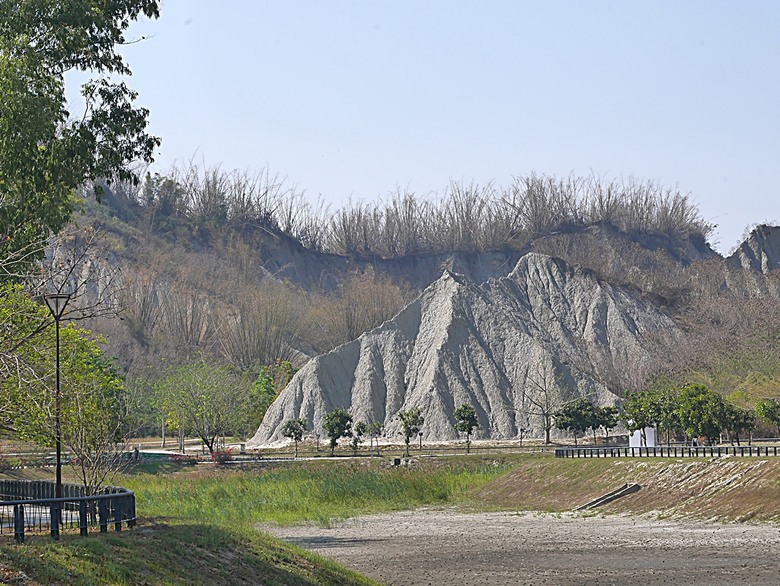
[99,498,109,533]
[113,498,123,532]
[50,503,60,541]
[79,500,88,536]
[128,495,136,529]
[13,504,24,544]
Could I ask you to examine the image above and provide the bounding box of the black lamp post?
[44,292,71,500]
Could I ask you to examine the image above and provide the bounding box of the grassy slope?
[0,457,510,585]
[477,454,780,522]
[2,454,779,584]
[0,522,378,586]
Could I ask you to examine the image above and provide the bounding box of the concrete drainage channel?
[575,483,641,511]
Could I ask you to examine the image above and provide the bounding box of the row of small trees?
[280,386,779,452]
[282,403,481,457]
[622,384,775,446]
[555,384,780,447]
[554,400,619,446]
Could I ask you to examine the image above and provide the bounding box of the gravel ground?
[260,509,780,586]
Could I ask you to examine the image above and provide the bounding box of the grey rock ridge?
[257,227,528,292]
[727,224,780,274]
[248,252,679,446]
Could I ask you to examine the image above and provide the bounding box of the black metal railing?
[0,480,135,542]
[555,445,780,459]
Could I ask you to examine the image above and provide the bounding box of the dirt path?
[260,509,780,586]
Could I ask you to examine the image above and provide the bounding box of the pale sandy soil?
[260,509,780,586]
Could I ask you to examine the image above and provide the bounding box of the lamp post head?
[44,292,71,320]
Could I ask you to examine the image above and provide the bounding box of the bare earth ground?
[260,509,780,586]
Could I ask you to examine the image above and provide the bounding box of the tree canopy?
[454,403,478,452]
[0,0,160,277]
[153,359,250,455]
[0,283,128,492]
[323,408,352,456]
[398,407,424,456]
[554,398,598,447]
[281,418,306,458]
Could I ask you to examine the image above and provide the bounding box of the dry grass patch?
[477,455,780,522]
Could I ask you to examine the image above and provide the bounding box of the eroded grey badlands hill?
[248,253,679,446]
[727,225,780,274]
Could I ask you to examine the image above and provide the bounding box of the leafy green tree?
[676,383,726,444]
[154,360,248,456]
[621,389,656,446]
[454,403,479,453]
[59,349,129,495]
[250,368,278,428]
[323,408,353,456]
[1,292,128,493]
[595,405,619,445]
[398,407,424,457]
[554,398,598,446]
[243,360,298,438]
[281,418,307,458]
[0,284,51,429]
[351,420,367,455]
[756,398,780,432]
[0,0,160,278]
[647,386,681,446]
[722,403,756,446]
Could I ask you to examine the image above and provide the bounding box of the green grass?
[125,456,515,527]
[0,455,517,585]
[0,522,380,585]
[6,453,778,584]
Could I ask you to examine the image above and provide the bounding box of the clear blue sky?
[86,1,780,253]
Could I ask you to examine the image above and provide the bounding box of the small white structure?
[629,426,657,448]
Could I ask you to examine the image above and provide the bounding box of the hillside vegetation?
[82,169,718,376]
[99,167,714,259]
[66,168,780,444]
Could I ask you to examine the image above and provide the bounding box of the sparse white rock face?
[247,253,678,446]
[727,225,780,274]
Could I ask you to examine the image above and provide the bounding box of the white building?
[629,426,657,447]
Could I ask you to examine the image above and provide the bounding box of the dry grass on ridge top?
[477,455,780,523]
